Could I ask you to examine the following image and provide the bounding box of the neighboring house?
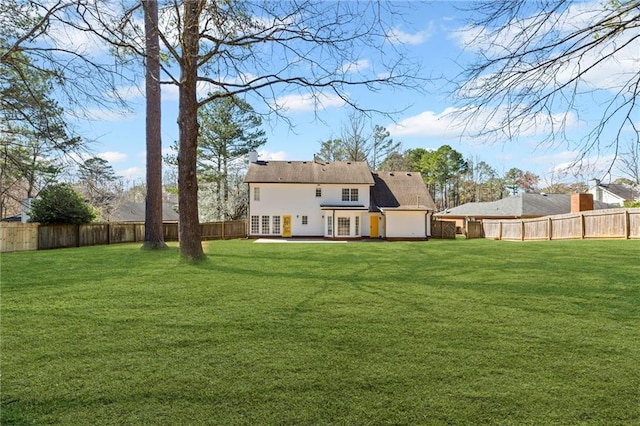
[108,201,179,222]
[435,192,613,232]
[590,180,640,206]
[243,158,435,239]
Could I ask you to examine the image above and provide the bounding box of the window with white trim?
[315,188,322,197]
[327,216,333,236]
[272,216,281,234]
[342,188,358,201]
[337,217,350,236]
[253,187,260,201]
[251,216,259,234]
[355,216,360,235]
[261,215,270,234]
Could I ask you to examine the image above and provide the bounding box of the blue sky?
[67,1,639,187]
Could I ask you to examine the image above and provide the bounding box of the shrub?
[29,183,96,224]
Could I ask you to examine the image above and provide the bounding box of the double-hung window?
[341,188,359,202]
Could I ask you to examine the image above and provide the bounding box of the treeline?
[377,145,591,210]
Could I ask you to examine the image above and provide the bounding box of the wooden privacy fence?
[1,220,248,252]
[0,222,39,252]
[483,208,640,241]
[431,220,456,239]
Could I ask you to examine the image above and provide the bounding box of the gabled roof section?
[110,201,179,222]
[243,160,375,185]
[371,171,435,211]
[598,183,640,201]
[436,193,612,218]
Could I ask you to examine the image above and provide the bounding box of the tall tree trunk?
[177,1,205,261]
[142,0,167,249]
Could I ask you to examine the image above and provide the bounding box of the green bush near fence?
[2,239,639,424]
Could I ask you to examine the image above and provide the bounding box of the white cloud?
[117,167,146,182]
[388,106,578,142]
[82,108,134,122]
[271,93,346,113]
[452,1,640,94]
[114,85,144,102]
[161,85,180,102]
[388,23,434,45]
[258,149,288,161]
[98,151,128,163]
[340,59,371,74]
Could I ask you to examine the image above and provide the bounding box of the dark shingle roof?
[599,183,640,201]
[243,160,374,184]
[436,193,612,218]
[109,201,179,222]
[371,171,435,211]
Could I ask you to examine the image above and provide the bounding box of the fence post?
[548,217,552,240]
[625,210,630,239]
[521,220,525,241]
[580,213,585,239]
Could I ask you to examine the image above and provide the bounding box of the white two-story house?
[244,155,436,239]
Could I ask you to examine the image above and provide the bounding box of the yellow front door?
[282,215,292,237]
[370,214,379,238]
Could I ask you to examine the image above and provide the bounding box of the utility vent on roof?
[302,161,307,164]
[389,172,394,176]
[407,173,412,176]
[287,161,291,164]
[346,162,351,165]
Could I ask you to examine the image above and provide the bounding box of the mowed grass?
[1,239,639,425]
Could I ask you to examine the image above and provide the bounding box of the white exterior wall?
[590,186,624,206]
[384,211,427,239]
[248,183,371,237]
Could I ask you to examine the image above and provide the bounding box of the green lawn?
[1,239,639,425]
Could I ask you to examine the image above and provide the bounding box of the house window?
[355,216,360,235]
[327,216,333,236]
[302,215,308,225]
[337,217,350,236]
[272,216,281,234]
[251,216,259,234]
[254,187,260,201]
[342,188,358,201]
[261,215,270,234]
[315,188,322,197]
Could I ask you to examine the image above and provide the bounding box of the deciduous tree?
[454,0,640,166]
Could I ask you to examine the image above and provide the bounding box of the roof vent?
[302,161,307,164]
[346,162,351,165]
[406,173,412,176]
[389,172,394,176]
[287,161,292,164]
